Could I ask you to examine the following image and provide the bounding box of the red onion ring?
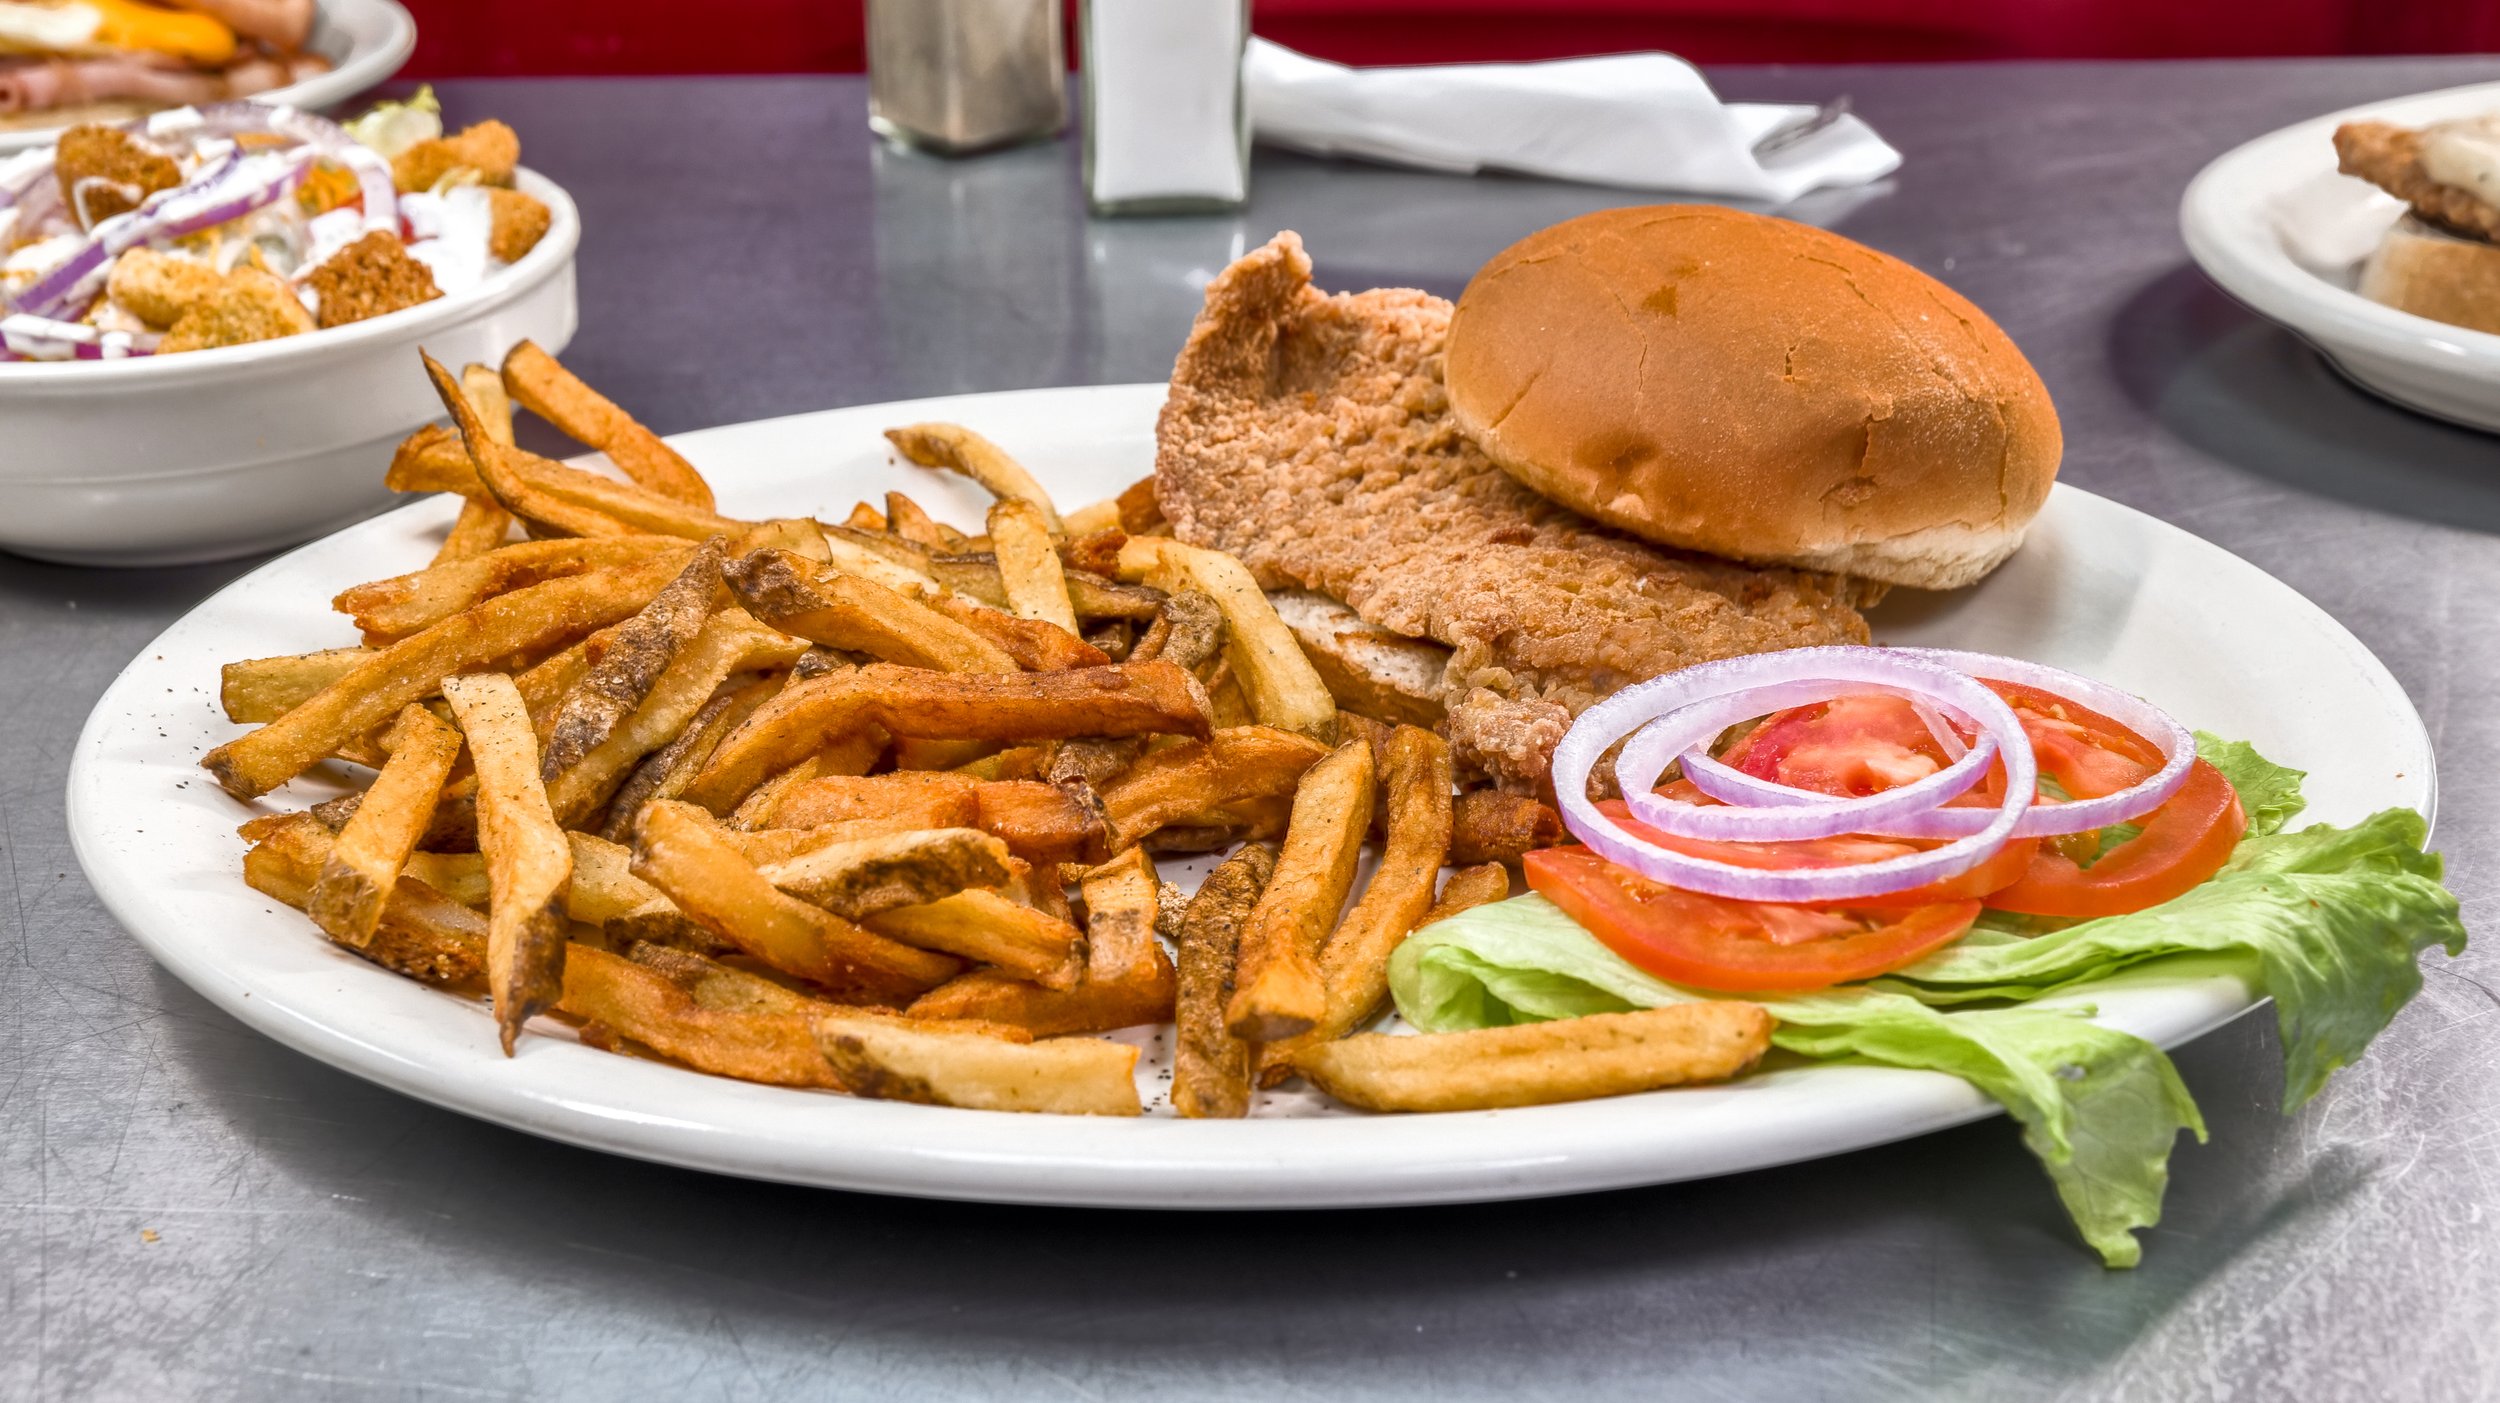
[1614,680,2000,841]
[1552,647,2036,903]
[1675,649,2196,841]
[0,314,157,359]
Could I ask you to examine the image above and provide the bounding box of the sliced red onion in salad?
[1551,648,2038,903]
[1555,646,2201,903]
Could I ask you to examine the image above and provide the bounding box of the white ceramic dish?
[0,0,418,156]
[0,167,577,567]
[2182,80,2500,433]
[66,383,2435,1208]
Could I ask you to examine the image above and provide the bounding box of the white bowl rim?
[2181,79,2500,370]
[0,164,579,389]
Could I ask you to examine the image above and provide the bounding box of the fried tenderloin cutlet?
[2337,120,2500,244]
[1155,232,1880,792]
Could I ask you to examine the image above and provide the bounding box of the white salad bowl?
[0,167,577,566]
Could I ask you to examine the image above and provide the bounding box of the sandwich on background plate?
[2337,113,2500,337]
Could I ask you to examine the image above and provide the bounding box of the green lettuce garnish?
[346,86,443,159]
[1387,737,2462,1268]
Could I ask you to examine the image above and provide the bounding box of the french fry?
[440,672,575,1053]
[861,888,1084,988]
[306,704,463,948]
[1171,843,1276,1119]
[682,660,1211,815]
[1118,536,1335,742]
[547,610,806,828]
[387,423,475,494]
[1225,739,1374,1042]
[630,800,961,1002]
[1099,726,1330,849]
[1114,476,1165,535]
[724,548,1015,673]
[1295,1003,1775,1113]
[539,540,726,778]
[204,556,686,799]
[1451,789,1566,864]
[883,491,970,550]
[814,1012,1141,1115]
[902,847,1173,1033]
[598,674,780,841]
[1129,589,1225,671]
[1060,497,1123,539]
[336,536,691,645]
[625,942,1032,1040]
[758,828,1013,920]
[971,779,1106,865]
[922,590,1108,671]
[987,498,1080,636]
[884,423,1063,532]
[1266,589,1450,728]
[769,771,981,831]
[1421,862,1511,926]
[428,365,521,562]
[558,944,846,1087]
[1260,727,1453,1080]
[219,647,372,723]
[815,525,956,598]
[381,829,670,927]
[243,813,488,986]
[502,340,718,509]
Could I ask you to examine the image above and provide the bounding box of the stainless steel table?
[10,59,2500,1401]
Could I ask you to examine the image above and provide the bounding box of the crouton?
[391,120,521,193]
[306,231,441,328]
[106,248,226,329]
[485,188,551,262]
[55,125,180,228]
[158,269,314,354]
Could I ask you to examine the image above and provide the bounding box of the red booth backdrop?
[401,0,2500,78]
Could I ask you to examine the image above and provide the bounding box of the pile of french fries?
[205,342,1773,1118]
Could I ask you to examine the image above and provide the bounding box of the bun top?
[1444,206,2061,590]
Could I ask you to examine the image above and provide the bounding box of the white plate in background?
[0,0,417,155]
[2183,80,2500,432]
[66,382,2436,1208]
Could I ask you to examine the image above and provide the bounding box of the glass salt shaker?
[866,0,1067,156]
[1080,0,1251,214]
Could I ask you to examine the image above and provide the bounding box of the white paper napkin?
[1245,39,1901,202]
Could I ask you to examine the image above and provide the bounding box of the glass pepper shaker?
[867,0,1067,156]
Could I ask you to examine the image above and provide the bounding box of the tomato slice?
[1593,796,2041,907]
[1525,847,1983,992]
[1985,681,2162,800]
[1984,759,2246,918]
[1723,693,1953,796]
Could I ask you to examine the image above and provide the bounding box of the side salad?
[0,89,550,361]
[1389,645,2463,1266]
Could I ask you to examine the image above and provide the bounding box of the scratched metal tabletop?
[9,58,2500,1401]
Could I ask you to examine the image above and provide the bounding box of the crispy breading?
[307,231,442,329]
[1153,232,1877,791]
[2335,120,2500,244]
[157,268,313,354]
[106,247,224,328]
[486,187,552,262]
[391,119,521,193]
[55,124,178,227]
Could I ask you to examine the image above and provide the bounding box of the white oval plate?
[66,383,2435,1208]
[0,0,417,155]
[2182,80,2500,432]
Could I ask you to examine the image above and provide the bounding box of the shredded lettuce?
[1387,737,2462,1267]
[346,86,443,159]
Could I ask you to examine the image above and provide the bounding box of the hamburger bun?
[2359,214,2500,337]
[1444,206,2061,590]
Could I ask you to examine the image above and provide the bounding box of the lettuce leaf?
[1386,738,2459,1267]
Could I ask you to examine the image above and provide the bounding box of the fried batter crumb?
[485,187,551,262]
[306,230,442,328]
[158,269,314,354]
[107,248,225,328]
[2336,120,2500,243]
[391,119,521,193]
[55,125,180,228]
[1155,232,1877,792]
